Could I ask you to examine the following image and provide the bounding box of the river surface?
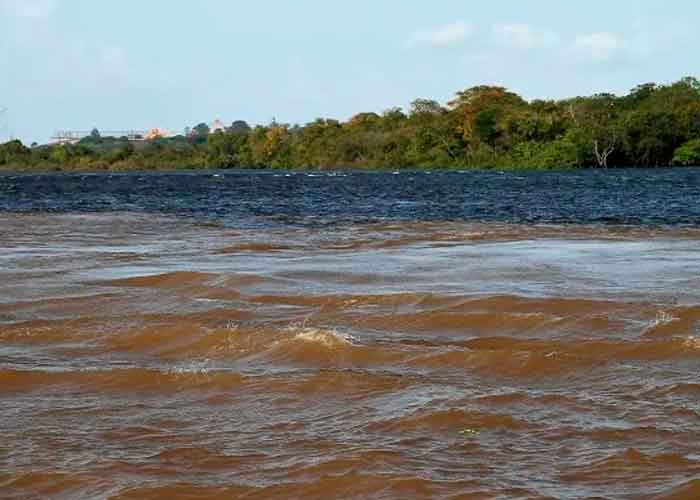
[2,169,700,499]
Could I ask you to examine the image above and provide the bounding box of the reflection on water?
[2,213,700,499]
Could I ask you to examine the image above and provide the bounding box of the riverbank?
[3,78,700,172]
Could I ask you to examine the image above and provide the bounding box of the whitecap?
[292,328,357,348]
[683,337,700,350]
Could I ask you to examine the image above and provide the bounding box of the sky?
[1,0,699,144]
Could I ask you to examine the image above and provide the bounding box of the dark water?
[3,168,700,226]
[3,170,700,499]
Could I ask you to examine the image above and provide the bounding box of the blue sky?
[1,0,698,144]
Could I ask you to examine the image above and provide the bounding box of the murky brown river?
[2,213,700,499]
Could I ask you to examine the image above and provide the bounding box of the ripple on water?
[3,185,700,498]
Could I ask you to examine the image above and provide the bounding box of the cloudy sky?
[1,0,698,143]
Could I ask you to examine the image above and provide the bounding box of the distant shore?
[3,78,700,172]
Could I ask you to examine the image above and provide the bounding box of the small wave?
[683,336,700,350]
[248,291,437,310]
[653,479,700,500]
[409,335,700,379]
[249,472,476,499]
[292,328,356,347]
[254,327,404,368]
[651,383,700,397]
[114,483,253,500]
[361,311,552,336]
[268,370,408,398]
[214,242,294,254]
[560,448,696,483]
[0,472,89,499]
[0,367,246,394]
[409,346,577,379]
[369,408,528,433]
[95,271,214,289]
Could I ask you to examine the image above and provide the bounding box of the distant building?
[51,129,148,144]
[210,119,226,134]
[144,128,171,140]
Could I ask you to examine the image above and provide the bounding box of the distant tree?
[567,94,621,168]
[449,86,527,156]
[107,143,135,164]
[188,123,211,145]
[510,139,579,169]
[474,109,500,149]
[345,112,381,130]
[192,123,210,137]
[5,76,700,171]
[0,139,30,165]
[228,120,251,135]
[378,108,407,134]
[622,109,679,166]
[620,83,658,110]
[409,99,444,116]
[207,130,239,167]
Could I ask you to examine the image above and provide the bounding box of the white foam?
[168,360,213,376]
[683,337,700,350]
[293,328,357,348]
[649,310,679,328]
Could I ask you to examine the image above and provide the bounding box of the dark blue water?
[2,169,700,227]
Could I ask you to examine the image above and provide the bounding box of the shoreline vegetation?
[3,78,700,172]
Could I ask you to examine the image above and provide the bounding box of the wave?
[94,271,266,291]
[214,242,296,254]
[275,270,409,286]
[360,311,553,336]
[247,472,482,500]
[407,335,700,379]
[258,370,408,399]
[369,408,528,433]
[111,474,483,500]
[87,271,272,307]
[653,479,700,500]
[248,291,440,310]
[95,271,216,289]
[112,484,253,500]
[559,449,698,483]
[309,222,700,251]
[261,327,403,368]
[292,328,355,347]
[0,367,246,394]
[0,472,92,500]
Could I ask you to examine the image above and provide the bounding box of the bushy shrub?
[672,139,700,166]
[509,139,579,169]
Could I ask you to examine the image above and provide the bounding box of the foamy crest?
[683,336,700,350]
[650,310,679,328]
[166,360,214,382]
[292,328,357,348]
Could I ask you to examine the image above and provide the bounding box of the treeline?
[3,77,700,171]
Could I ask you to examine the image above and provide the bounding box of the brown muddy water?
[2,211,700,499]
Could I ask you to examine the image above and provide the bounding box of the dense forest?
[3,78,700,171]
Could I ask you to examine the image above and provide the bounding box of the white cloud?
[492,23,560,50]
[0,0,143,91]
[406,21,472,48]
[0,0,56,18]
[572,32,623,62]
